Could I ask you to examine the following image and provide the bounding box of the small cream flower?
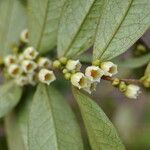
[66,60,81,71]
[8,64,22,78]
[84,82,97,94]
[23,47,39,60]
[18,53,24,62]
[22,60,37,73]
[85,66,104,82]
[100,61,118,77]
[20,29,29,43]
[125,84,140,99]
[38,57,52,68]
[71,72,88,89]
[38,69,56,85]
[15,75,29,86]
[4,55,16,66]
[28,73,37,86]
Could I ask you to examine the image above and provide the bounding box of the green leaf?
[73,88,125,150]
[57,0,105,58]
[5,112,26,150]
[29,84,83,150]
[0,0,27,58]
[145,62,150,75]
[0,81,22,118]
[28,0,66,54]
[119,53,150,69]
[93,0,150,61]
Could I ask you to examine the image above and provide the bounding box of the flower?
[8,64,22,78]
[4,55,16,66]
[28,73,37,86]
[38,69,56,85]
[100,61,118,77]
[83,82,97,94]
[18,53,24,62]
[66,60,81,71]
[125,84,141,99]
[38,57,52,68]
[85,66,104,82]
[71,72,88,89]
[15,75,29,86]
[22,60,37,73]
[23,47,39,60]
[20,29,29,43]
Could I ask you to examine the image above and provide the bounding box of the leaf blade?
[29,84,83,150]
[93,0,150,61]
[28,0,66,53]
[73,88,125,150]
[0,0,27,58]
[0,81,22,118]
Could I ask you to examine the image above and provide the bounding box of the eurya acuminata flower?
[38,69,56,85]
[20,29,29,43]
[66,60,81,71]
[8,64,22,78]
[22,60,37,73]
[38,57,52,69]
[4,55,17,66]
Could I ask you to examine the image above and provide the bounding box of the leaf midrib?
[97,0,133,59]
[63,0,96,56]
[37,0,50,50]
[45,86,60,150]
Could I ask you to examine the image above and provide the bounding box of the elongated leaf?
[73,88,125,150]
[0,0,27,58]
[93,0,150,61]
[28,0,66,53]
[29,84,83,150]
[119,53,150,69]
[57,0,105,57]
[145,62,150,75]
[0,81,22,118]
[5,112,26,150]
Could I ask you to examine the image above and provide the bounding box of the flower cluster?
[3,47,56,86]
[53,58,118,94]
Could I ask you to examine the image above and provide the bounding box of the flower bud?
[22,60,37,73]
[112,78,120,87]
[66,60,81,71]
[38,69,56,85]
[18,53,24,62]
[141,75,150,88]
[4,55,16,66]
[62,69,68,74]
[71,72,87,89]
[23,47,39,60]
[64,72,71,80]
[8,64,22,78]
[125,84,141,99]
[53,60,61,68]
[92,59,100,66]
[38,57,52,68]
[85,66,104,82]
[20,29,29,43]
[119,81,127,92]
[59,57,68,65]
[100,61,118,77]
[15,75,29,86]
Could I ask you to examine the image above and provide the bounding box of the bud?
[20,29,29,43]
[66,60,81,71]
[38,57,52,68]
[92,59,100,66]
[53,60,61,68]
[71,72,87,89]
[22,60,37,73]
[112,78,120,87]
[64,72,71,80]
[62,69,68,74]
[23,47,39,60]
[100,61,118,77]
[119,81,127,92]
[125,84,141,99]
[4,55,16,66]
[8,64,22,78]
[85,66,104,82]
[141,75,150,88]
[15,75,29,86]
[59,57,68,65]
[18,53,24,62]
[38,69,56,85]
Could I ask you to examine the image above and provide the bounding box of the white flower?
[71,72,88,89]
[38,57,52,68]
[38,69,56,85]
[125,84,141,99]
[23,47,39,60]
[15,75,29,86]
[100,61,118,77]
[22,60,37,73]
[4,55,16,66]
[84,82,97,94]
[20,29,29,43]
[85,66,104,82]
[8,64,22,78]
[66,60,81,71]
[18,53,24,62]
